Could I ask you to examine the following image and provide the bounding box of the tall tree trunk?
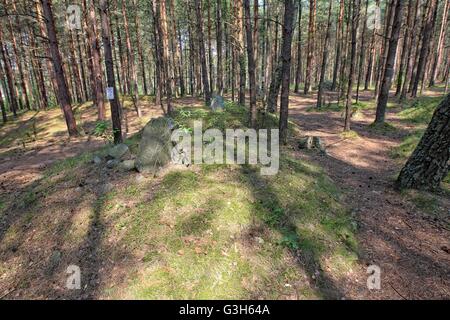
[207,0,214,92]
[294,0,303,93]
[401,0,420,100]
[244,0,257,127]
[374,0,404,124]
[4,0,30,111]
[0,29,18,117]
[99,0,122,144]
[40,0,78,136]
[122,0,141,116]
[396,93,450,190]
[84,0,106,120]
[304,0,316,94]
[429,0,449,87]
[194,0,211,106]
[332,0,345,92]
[133,0,148,95]
[411,0,438,97]
[344,0,361,132]
[28,22,49,110]
[0,64,7,122]
[356,0,369,103]
[279,0,295,144]
[316,0,333,108]
[216,0,224,95]
[395,0,414,96]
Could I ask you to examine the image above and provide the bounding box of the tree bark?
[316,0,333,109]
[344,0,361,132]
[122,0,141,116]
[216,0,224,95]
[396,93,450,190]
[429,0,449,87]
[84,0,106,120]
[411,0,438,97]
[294,0,303,93]
[40,0,78,136]
[332,0,345,92]
[99,0,122,144]
[0,28,18,117]
[194,0,211,106]
[279,0,295,144]
[374,0,404,124]
[304,0,316,94]
[244,0,257,127]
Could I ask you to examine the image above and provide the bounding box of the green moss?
[368,122,397,134]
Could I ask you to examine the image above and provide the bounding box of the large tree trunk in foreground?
[41,0,78,136]
[396,93,450,190]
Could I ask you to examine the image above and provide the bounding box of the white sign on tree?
[106,87,114,100]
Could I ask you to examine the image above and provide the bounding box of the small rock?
[255,237,264,244]
[106,159,119,169]
[108,143,130,160]
[119,159,136,171]
[299,137,314,150]
[101,183,114,194]
[135,174,145,183]
[93,156,102,165]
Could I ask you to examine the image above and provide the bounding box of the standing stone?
[210,95,225,112]
[135,117,173,174]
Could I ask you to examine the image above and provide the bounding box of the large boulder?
[135,117,173,174]
[210,95,225,112]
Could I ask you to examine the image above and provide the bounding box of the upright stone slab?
[210,95,225,112]
[135,117,173,174]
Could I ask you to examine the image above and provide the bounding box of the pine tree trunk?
[304,0,316,94]
[0,28,18,117]
[122,0,141,116]
[401,0,420,100]
[429,0,449,87]
[316,0,333,109]
[396,93,450,190]
[0,64,7,122]
[279,0,295,144]
[375,0,404,124]
[244,0,257,127]
[344,0,361,132]
[84,0,106,120]
[216,0,224,95]
[294,0,303,93]
[356,0,369,103]
[40,0,78,136]
[411,0,438,97]
[332,0,345,92]
[99,0,122,144]
[194,0,211,106]
[395,0,414,96]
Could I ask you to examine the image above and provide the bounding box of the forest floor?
[0,89,448,299]
[288,88,449,299]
